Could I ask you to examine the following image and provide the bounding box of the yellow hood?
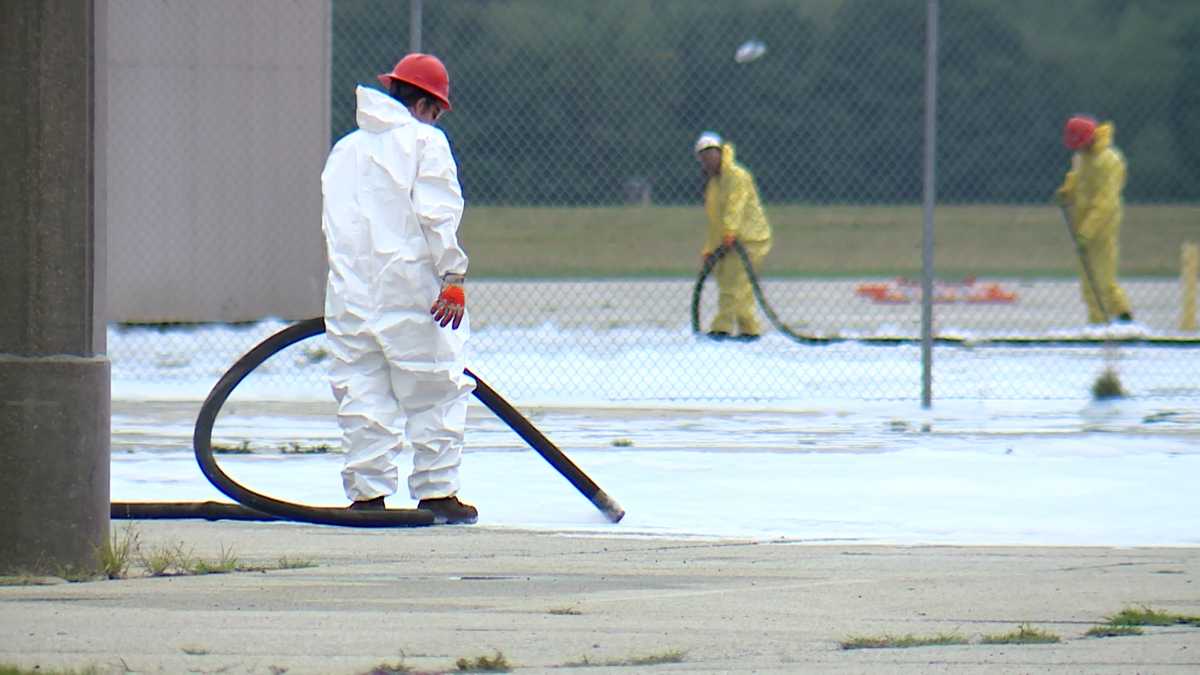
[720,143,736,172]
[703,142,771,249]
[1089,122,1115,154]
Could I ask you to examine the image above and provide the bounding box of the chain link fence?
[110,0,1200,402]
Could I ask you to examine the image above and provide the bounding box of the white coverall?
[321,85,473,502]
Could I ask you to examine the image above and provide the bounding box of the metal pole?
[920,0,939,408]
[409,0,423,52]
[1183,242,1198,332]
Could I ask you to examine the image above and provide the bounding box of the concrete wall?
[106,0,330,322]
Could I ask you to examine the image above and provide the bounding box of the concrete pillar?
[0,1,110,576]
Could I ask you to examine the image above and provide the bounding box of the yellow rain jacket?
[1054,122,1132,323]
[703,143,772,255]
[702,144,772,336]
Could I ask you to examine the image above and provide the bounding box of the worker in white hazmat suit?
[321,53,477,524]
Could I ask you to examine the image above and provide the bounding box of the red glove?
[722,232,737,247]
[430,275,465,329]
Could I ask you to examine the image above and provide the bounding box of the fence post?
[920,0,939,408]
[1183,242,1198,332]
[410,0,423,52]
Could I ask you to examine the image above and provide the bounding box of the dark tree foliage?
[330,0,1198,205]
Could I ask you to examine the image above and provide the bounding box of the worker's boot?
[417,496,478,525]
[348,496,386,511]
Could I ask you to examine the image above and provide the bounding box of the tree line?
[332,0,1199,205]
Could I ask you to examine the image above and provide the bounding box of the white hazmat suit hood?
[322,85,473,503]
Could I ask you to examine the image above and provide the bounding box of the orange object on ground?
[855,278,1017,304]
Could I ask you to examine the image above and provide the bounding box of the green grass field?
[459,204,1198,278]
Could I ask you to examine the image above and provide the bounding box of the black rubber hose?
[111,501,279,521]
[114,317,625,526]
[692,241,825,345]
[190,317,434,527]
[1059,205,1110,320]
[469,375,624,523]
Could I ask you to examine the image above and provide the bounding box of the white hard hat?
[694,131,722,154]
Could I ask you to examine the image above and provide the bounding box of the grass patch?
[189,545,240,575]
[275,555,318,570]
[610,438,634,447]
[59,527,315,581]
[460,204,1199,277]
[301,345,329,363]
[1085,624,1144,638]
[137,541,251,576]
[138,541,195,577]
[980,624,1061,644]
[548,606,582,615]
[280,442,333,455]
[1083,604,1200,638]
[563,650,686,668]
[56,568,99,583]
[232,555,318,573]
[840,633,969,650]
[455,651,512,672]
[212,440,253,454]
[1106,605,1200,627]
[0,576,65,587]
[622,650,686,666]
[98,525,140,579]
[0,666,107,675]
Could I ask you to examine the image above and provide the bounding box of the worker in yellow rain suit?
[1054,115,1133,325]
[695,132,773,341]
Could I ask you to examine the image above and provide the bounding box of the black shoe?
[417,496,478,525]
[348,496,386,511]
[706,331,731,341]
[1117,312,1133,323]
[732,333,761,342]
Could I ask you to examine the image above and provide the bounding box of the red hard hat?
[377,53,452,111]
[1063,115,1096,150]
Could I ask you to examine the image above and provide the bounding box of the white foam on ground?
[109,321,1200,545]
[112,437,1200,546]
[110,320,1200,403]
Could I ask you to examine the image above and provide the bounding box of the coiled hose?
[691,241,822,344]
[689,241,1195,347]
[113,317,624,527]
